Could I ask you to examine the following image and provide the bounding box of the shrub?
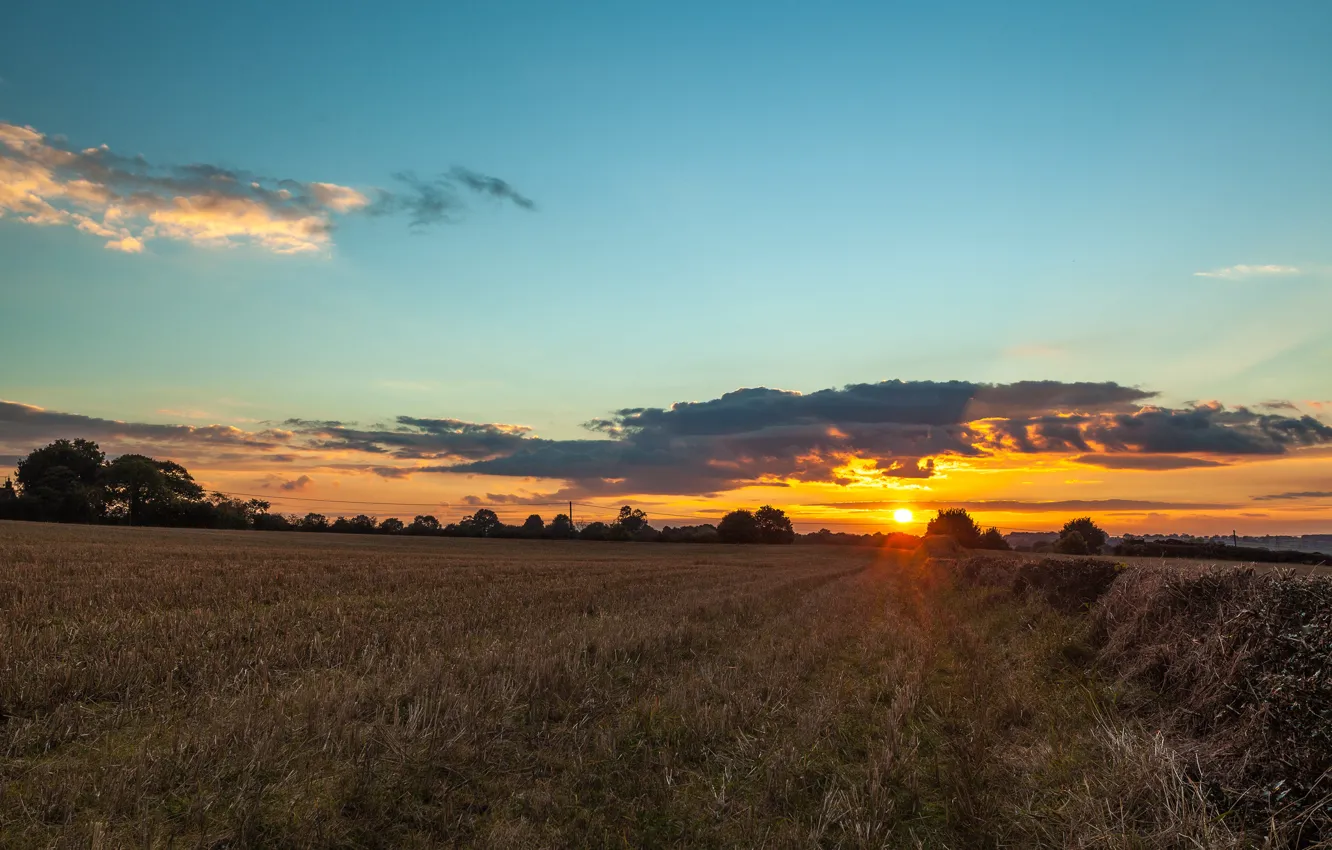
[1054,530,1089,555]
[1059,517,1107,554]
[926,508,983,548]
[717,510,760,544]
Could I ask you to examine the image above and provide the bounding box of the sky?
[2,0,1330,535]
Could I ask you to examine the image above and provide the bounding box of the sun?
[893,508,913,524]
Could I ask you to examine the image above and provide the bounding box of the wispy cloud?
[0,121,534,255]
[1193,264,1301,280]
[1252,491,1332,502]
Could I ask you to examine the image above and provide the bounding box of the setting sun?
[893,508,913,524]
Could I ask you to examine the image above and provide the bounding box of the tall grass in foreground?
[1,523,1241,847]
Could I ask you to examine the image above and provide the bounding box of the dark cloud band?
[3,378,1329,497]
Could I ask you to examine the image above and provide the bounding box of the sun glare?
[893,508,913,524]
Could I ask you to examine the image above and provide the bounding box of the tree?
[521,514,546,537]
[203,493,269,530]
[547,513,575,539]
[252,511,293,531]
[615,505,649,535]
[717,509,761,544]
[332,514,377,534]
[103,454,204,525]
[16,439,105,492]
[379,517,405,534]
[298,512,329,532]
[1055,530,1089,555]
[755,505,795,544]
[407,515,441,535]
[978,527,1010,551]
[579,521,612,541]
[14,439,107,523]
[459,508,502,537]
[1059,517,1107,555]
[925,508,983,548]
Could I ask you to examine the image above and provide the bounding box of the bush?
[977,527,1010,550]
[926,508,983,548]
[1094,566,1332,837]
[717,510,760,544]
[1054,530,1089,555]
[1059,517,1107,554]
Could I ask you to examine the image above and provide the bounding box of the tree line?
[0,439,1107,551]
[0,439,805,543]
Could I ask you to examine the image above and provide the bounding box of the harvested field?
[0,521,1290,848]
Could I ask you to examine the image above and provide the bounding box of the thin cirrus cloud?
[1252,491,1332,502]
[0,121,534,255]
[3,379,1331,498]
[1193,264,1302,280]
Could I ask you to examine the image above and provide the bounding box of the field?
[0,522,1301,848]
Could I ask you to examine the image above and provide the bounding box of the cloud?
[104,235,143,253]
[4,378,1330,500]
[1071,454,1229,470]
[463,492,545,506]
[1193,264,1301,280]
[450,381,1324,495]
[279,475,313,492]
[290,416,532,460]
[0,400,292,461]
[1252,491,1332,502]
[988,403,1332,456]
[0,121,533,254]
[448,168,535,210]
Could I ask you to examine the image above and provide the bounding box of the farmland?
[0,522,1314,848]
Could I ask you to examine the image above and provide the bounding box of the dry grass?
[0,522,1245,848]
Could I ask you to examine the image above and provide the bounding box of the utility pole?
[1233,530,1238,548]
[569,500,574,529]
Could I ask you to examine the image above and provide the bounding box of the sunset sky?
[2,1,1330,534]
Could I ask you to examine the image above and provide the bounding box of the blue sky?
[2,1,1330,532]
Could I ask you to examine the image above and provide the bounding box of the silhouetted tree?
[978,527,1010,551]
[14,439,107,522]
[547,513,575,538]
[926,508,983,548]
[717,509,761,544]
[579,521,612,541]
[1059,517,1107,554]
[332,514,378,534]
[459,508,502,537]
[17,439,105,492]
[615,505,649,534]
[252,511,293,531]
[521,514,545,537]
[298,512,329,532]
[659,524,720,543]
[1054,530,1090,555]
[755,505,796,543]
[379,517,405,534]
[103,454,204,525]
[407,515,441,535]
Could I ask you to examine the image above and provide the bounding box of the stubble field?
[0,522,1248,848]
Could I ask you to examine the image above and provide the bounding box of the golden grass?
[0,522,1243,848]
